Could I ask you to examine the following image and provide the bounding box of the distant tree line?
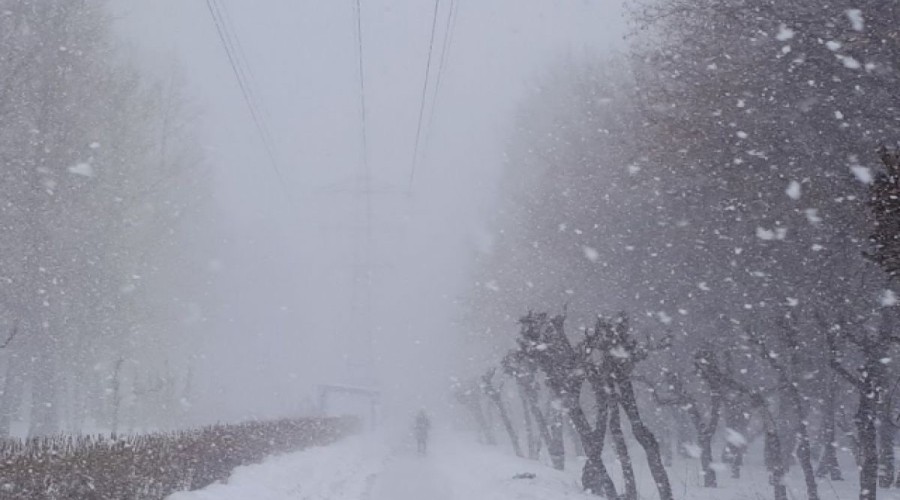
[0,0,216,437]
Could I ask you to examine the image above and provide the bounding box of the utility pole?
[348,147,375,387]
[349,0,375,389]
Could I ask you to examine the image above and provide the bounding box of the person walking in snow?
[414,410,431,456]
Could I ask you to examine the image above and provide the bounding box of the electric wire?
[216,0,275,129]
[351,0,375,369]
[432,0,458,111]
[205,0,290,200]
[408,0,443,191]
[353,0,370,178]
[420,0,458,165]
[209,0,278,157]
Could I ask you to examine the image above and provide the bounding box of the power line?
[433,0,458,110]
[209,0,279,163]
[213,0,283,181]
[421,0,458,163]
[348,0,376,386]
[353,0,370,179]
[408,0,443,192]
[216,0,274,127]
[205,0,291,200]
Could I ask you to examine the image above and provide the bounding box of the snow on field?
[167,431,900,500]
[613,445,900,500]
[432,435,594,500]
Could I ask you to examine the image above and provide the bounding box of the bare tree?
[828,318,894,500]
[589,314,673,500]
[686,347,789,500]
[518,312,618,498]
[746,320,820,500]
[647,360,722,488]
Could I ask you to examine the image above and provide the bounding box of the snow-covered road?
[369,455,451,500]
[166,436,384,500]
[167,432,594,500]
[167,431,887,500]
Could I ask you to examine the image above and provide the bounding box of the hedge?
[0,417,358,499]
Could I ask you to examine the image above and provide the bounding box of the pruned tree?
[518,312,619,498]
[587,313,673,500]
[517,310,674,499]
[520,384,540,461]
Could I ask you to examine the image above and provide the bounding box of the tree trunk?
[28,361,59,437]
[699,429,716,487]
[567,399,618,498]
[762,408,789,500]
[857,390,879,500]
[519,385,539,460]
[689,392,721,488]
[659,423,673,467]
[723,395,749,479]
[487,389,523,457]
[463,392,495,445]
[0,355,25,437]
[673,406,692,458]
[28,316,61,437]
[568,414,585,458]
[879,396,895,488]
[790,389,820,500]
[547,399,566,470]
[855,348,885,500]
[110,358,123,436]
[777,395,797,469]
[527,393,564,470]
[609,399,637,500]
[816,374,842,481]
[617,379,674,500]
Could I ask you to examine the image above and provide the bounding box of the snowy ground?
[168,431,900,500]
[166,431,593,500]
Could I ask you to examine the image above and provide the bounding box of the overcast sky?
[111,0,627,423]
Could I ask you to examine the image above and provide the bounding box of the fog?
[8,1,900,499]
[110,0,627,423]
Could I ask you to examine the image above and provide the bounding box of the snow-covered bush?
[0,417,358,499]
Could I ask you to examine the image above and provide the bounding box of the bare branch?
[0,321,19,349]
[829,358,865,390]
[826,330,865,390]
